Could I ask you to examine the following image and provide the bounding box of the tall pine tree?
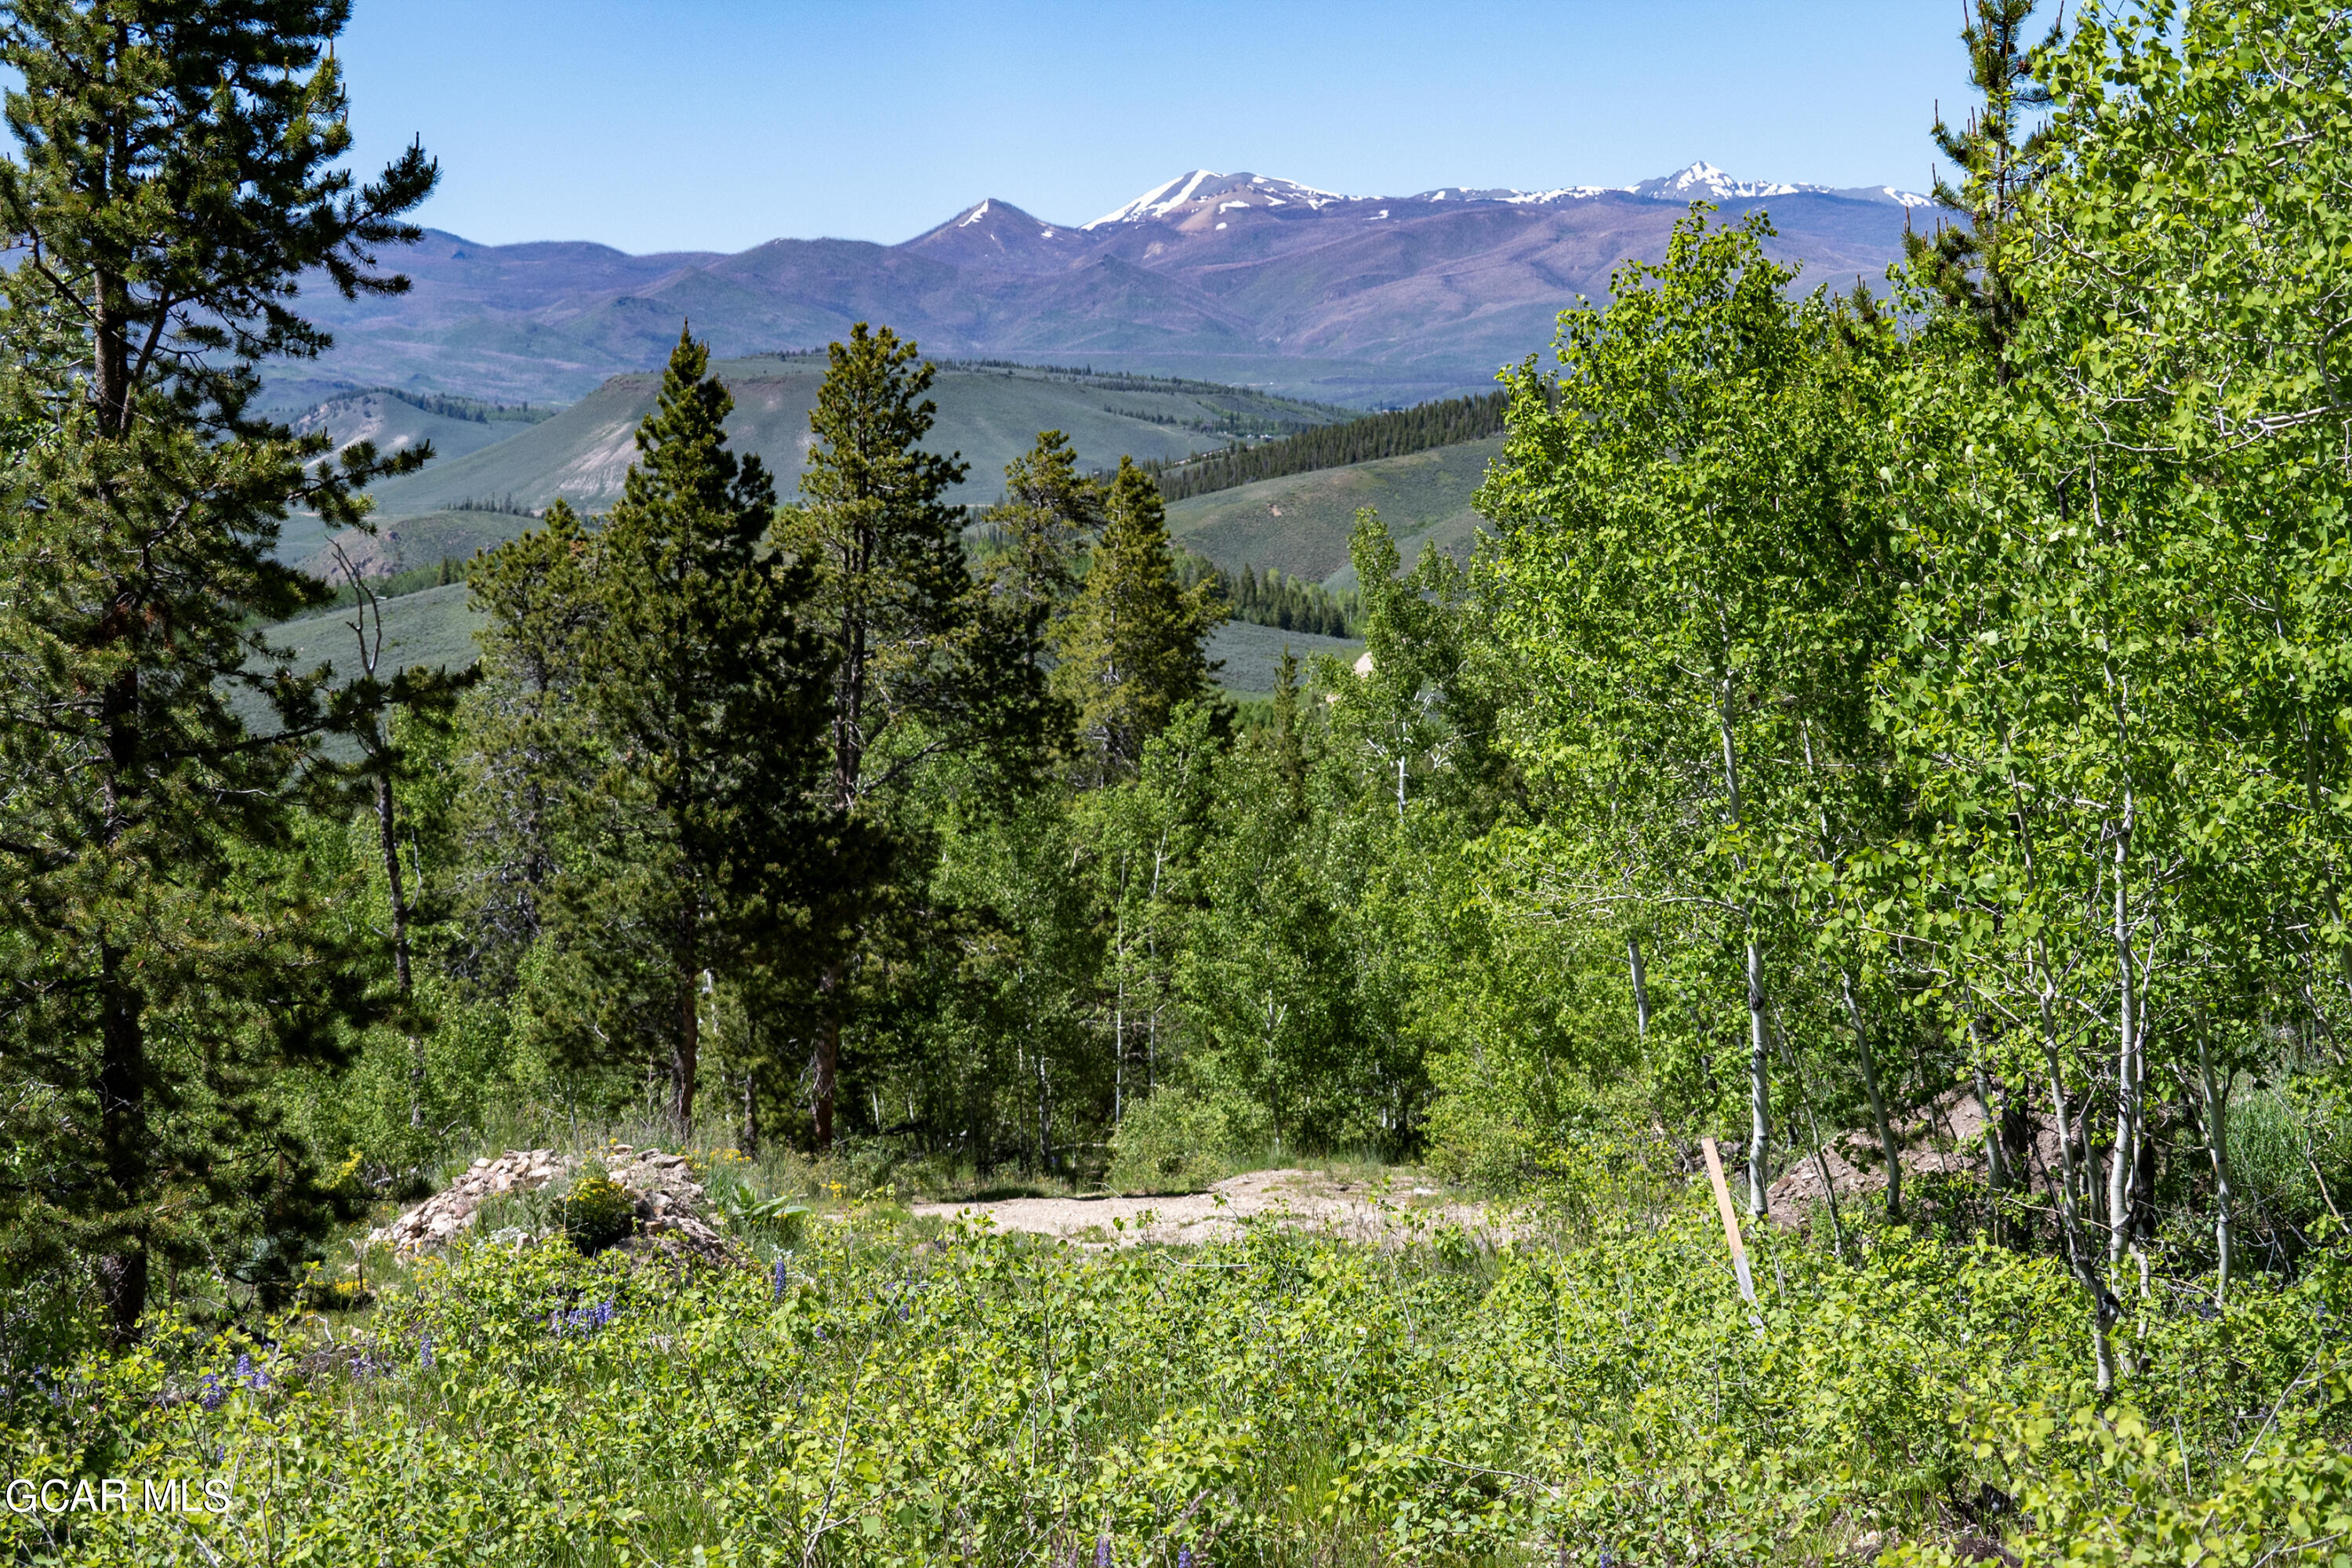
[0,0,436,1341]
[1904,0,2060,374]
[552,330,836,1134]
[776,324,1048,1146]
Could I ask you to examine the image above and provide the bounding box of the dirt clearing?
[910,1167,1497,1247]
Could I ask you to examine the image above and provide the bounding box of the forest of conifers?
[9,1,2352,1563]
[1139,390,1509,502]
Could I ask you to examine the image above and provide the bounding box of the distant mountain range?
[279,163,1937,410]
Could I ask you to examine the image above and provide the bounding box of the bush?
[13,1203,2349,1566]
[1105,1086,1271,1193]
[556,1174,635,1253]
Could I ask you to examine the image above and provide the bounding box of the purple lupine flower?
[1094,1537,1112,1568]
[198,1374,226,1411]
[771,1257,789,1301]
[552,1301,616,1337]
[1178,1548,1191,1568]
[231,1354,269,1392]
[419,1335,434,1370]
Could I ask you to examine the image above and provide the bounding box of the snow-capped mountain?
[902,198,1080,269]
[1081,161,1932,225]
[289,161,1936,408]
[1083,170,1351,229]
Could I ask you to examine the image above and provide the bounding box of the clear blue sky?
[340,1,1980,255]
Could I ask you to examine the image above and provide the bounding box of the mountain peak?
[1083,169,1351,229]
[1074,163,1928,230]
[902,198,1078,268]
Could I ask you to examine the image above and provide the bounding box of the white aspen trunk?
[2107,789,2141,1276]
[1973,1061,2008,1192]
[1112,907,1127,1124]
[1717,691,1769,1216]
[2042,1032,2118,1391]
[1627,935,1651,1044]
[2196,1019,2234,1303]
[1746,940,1770,1217]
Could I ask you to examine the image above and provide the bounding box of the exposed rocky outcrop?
[1766,1085,2072,1224]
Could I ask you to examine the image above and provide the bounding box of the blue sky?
[341,1,1980,254]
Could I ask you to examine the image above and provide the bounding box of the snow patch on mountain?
[1083,162,1928,228]
[1084,170,1347,228]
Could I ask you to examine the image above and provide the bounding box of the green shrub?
[11,1203,2347,1567]
[556,1174,635,1253]
[1105,1086,1272,1193]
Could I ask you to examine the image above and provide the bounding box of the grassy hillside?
[261,583,484,683]
[293,509,538,579]
[253,587,1336,700]
[1167,435,1500,586]
[289,390,524,469]
[356,356,1343,526]
[1206,622,1363,694]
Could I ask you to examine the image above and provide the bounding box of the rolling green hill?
[260,583,485,683]
[1165,435,1500,588]
[293,508,540,579]
[1208,622,1363,694]
[252,586,1346,700]
[357,357,1341,522]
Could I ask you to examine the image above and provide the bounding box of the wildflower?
[232,1353,269,1392]
[771,1256,789,1301]
[1094,1537,1112,1568]
[553,1301,617,1337]
[419,1335,434,1370]
[198,1374,226,1411]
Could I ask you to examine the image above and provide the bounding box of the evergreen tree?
[1052,457,1225,784]
[0,0,434,1342]
[1904,0,2060,373]
[452,499,597,990]
[777,323,1047,1146]
[1145,390,1509,503]
[549,330,835,1134]
[981,428,1101,637]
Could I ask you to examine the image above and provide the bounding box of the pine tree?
[1904,0,2060,372]
[0,0,436,1342]
[550,330,835,1134]
[453,499,597,989]
[776,323,1049,1146]
[1052,458,1225,785]
[982,429,1102,635]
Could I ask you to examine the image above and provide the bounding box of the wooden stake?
[1702,1137,1759,1306]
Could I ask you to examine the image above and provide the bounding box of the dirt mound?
[1766,1085,2068,1224]
[371,1145,736,1263]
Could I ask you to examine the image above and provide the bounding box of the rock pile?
[370,1145,737,1265]
[1764,1084,2070,1224]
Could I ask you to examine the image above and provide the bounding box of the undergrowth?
[5,1193,2349,1566]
